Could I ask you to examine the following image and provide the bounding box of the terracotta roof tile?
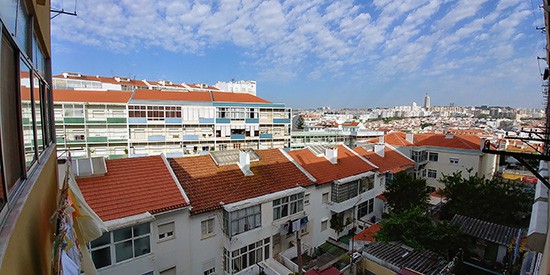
[77,156,188,221]
[168,149,313,214]
[353,223,381,242]
[287,145,376,185]
[414,134,482,150]
[211,91,271,103]
[53,89,133,103]
[132,89,212,102]
[353,146,414,173]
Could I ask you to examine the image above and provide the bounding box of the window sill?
[157,236,176,244]
[201,233,216,240]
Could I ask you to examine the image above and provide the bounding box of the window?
[428,152,438,162]
[322,192,329,204]
[331,181,359,203]
[411,150,427,162]
[359,176,375,193]
[203,259,215,275]
[427,169,437,179]
[201,218,215,238]
[223,205,261,237]
[160,267,176,275]
[321,219,328,231]
[158,222,175,241]
[273,193,304,220]
[304,193,310,205]
[357,198,375,218]
[223,238,270,273]
[450,158,459,165]
[89,223,151,269]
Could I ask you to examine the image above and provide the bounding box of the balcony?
[106,117,127,124]
[63,117,85,124]
[216,118,231,124]
[230,134,245,140]
[273,118,291,124]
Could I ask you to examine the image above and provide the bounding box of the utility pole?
[296,230,303,275]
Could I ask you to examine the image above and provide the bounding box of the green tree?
[376,207,461,256]
[295,116,304,130]
[383,172,429,214]
[439,172,532,227]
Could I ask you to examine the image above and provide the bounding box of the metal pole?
[296,230,303,275]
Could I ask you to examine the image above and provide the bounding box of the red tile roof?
[414,134,482,150]
[53,89,133,103]
[287,146,376,185]
[132,89,212,102]
[211,91,271,103]
[353,146,414,173]
[353,223,381,242]
[77,156,188,221]
[168,149,313,214]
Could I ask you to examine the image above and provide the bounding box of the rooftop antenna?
[50,0,78,19]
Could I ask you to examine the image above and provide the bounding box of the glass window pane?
[90,232,110,248]
[1,36,24,193]
[114,227,132,242]
[134,236,150,257]
[16,1,29,54]
[134,223,150,236]
[20,60,35,169]
[33,76,43,154]
[41,84,51,146]
[91,247,111,269]
[0,0,17,33]
[115,240,133,262]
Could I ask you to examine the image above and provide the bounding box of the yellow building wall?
[28,0,51,57]
[0,147,58,274]
[362,258,395,275]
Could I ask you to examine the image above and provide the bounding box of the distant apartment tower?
[53,89,291,158]
[424,94,431,109]
[215,80,257,95]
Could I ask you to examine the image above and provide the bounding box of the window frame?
[89,223,152,269]
[427,169,437,179]
[158,221,175,241]
[450,157,459,165]
[428,152,439,162]
[273,192,304,221]
[201,218,215,239]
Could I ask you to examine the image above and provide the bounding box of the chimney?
[374,144,385,158]
[325,147,338,164]
[379,135,384,143]
[406,133,414,144]
[445,134,454,139]
[239,149,253,176]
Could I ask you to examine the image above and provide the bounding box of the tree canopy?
[439,172,532,227]
[382,172,429,214]
[376,207,461,256]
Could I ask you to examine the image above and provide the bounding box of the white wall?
[424,149,481,189]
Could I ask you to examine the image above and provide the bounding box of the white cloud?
[52,0,539,89]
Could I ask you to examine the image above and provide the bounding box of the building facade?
[51,89,292,158]
[74,143,413,274]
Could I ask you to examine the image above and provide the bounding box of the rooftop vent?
[70,157,107,178]
[62,72,82,78]
[374,144,385,158]
[238,149,254,176]
[324,146,338,164]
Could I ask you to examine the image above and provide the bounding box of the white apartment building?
[52,89,292,158]
[378,132,498,190]
[215,80,257,96]
[75,143,415,274]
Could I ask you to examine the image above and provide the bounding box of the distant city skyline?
[52,0,543,108]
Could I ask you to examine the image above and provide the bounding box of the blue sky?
[52,0,544,109]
